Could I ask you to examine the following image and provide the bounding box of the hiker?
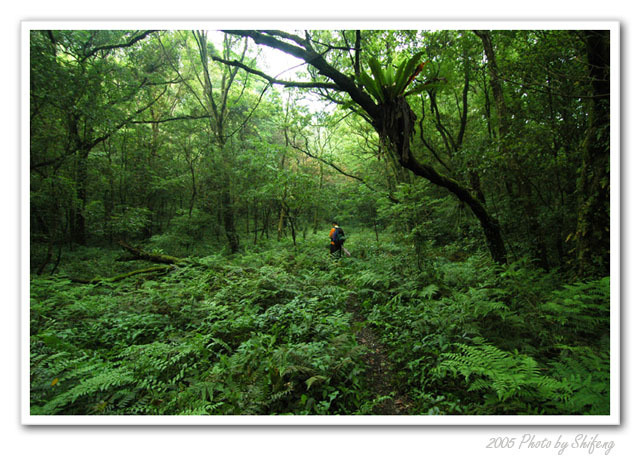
[329,221,348,258]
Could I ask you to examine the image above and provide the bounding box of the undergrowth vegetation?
[30,230,610,416]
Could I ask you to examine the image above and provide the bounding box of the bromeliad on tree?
[402,61,426,92]
[355,52,439,105]
[352,53,441,164]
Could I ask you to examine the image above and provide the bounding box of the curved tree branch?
[289,131,398,203]
[220,29,506,262]
[223,30,380,120]
[207,54,339,90]
[80,30,157,62]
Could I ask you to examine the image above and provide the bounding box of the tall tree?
[187,31,256,253]
[31,30,160,246]
[221,30,508,263]
[475,30,550,269]
[575,30,610,276]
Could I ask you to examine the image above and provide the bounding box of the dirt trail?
[346,295,412,414]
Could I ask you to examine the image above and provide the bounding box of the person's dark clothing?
[329,225,344,258]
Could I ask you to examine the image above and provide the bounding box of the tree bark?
[71,148,90,245]
[72,241,186,284]
[194,31,241,253]
[401,149,507,264]
[575,30,610,277]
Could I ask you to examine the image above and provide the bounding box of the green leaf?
[404,78,445,97]
[357,71,384,103]
[305,375,328,390]
[396,51,425,95]
[403,52,426,83]
[368,58,387,87]
[392,58,409,96]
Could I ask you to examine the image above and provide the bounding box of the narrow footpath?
[346,293,412,414]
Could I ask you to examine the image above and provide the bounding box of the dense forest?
[29,29,611,416]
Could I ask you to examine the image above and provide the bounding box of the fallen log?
[71,265,173,284]
[70,242,194,284]
[116,240,186,265]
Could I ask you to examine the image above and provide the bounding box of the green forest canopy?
[29,29,612,417]
[30,29,610,274]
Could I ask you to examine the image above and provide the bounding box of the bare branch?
[222,30,380,120]
[260,30,309,48]
[289,140,373,190]
[207,54,339,90]
[129,114,212,124]
[80,30,157,62]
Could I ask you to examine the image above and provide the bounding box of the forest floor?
[30,235,612,416]
[346,292,412,415]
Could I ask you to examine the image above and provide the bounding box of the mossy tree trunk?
[377,97,508,264]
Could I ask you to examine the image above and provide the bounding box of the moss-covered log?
[116,240,186,265]
[70,242,194,284]
[71,265,173,284]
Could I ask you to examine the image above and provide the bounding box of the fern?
[33,364,136,415]
[539,277,610,342]
[548,345,610,414]
[30,230,610,416]
[431,338,571,413]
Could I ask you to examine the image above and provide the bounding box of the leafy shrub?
[107,206,152,239]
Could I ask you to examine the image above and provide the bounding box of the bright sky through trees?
[210,30,330,113]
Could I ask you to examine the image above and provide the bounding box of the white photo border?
[21,20,621,426]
